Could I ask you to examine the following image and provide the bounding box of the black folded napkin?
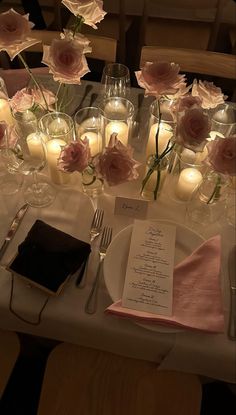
[9,220,91,294]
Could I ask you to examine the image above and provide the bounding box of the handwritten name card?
[122,220,176,316]
[114,197,148,219]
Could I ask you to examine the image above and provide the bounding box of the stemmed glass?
[5,112,56,207]
[101,63,130,99]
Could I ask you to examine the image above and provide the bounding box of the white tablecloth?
[0,80,235,384]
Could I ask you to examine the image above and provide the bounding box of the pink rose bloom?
[58,138,91,173]
[173,95,202,113]
[0,9,40,60]
[0,121,7,148]
[94,133,140,186]
[10,87,34,112]
[135,61,186,98]
[192,79,227,109]
[42,31,91,84]
[176,107,211,152]
[31,86,57,110]
[62,0,106,29]
[206,136,236,176]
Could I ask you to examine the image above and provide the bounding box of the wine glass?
[6,112,56,207]
[101,63,130,99]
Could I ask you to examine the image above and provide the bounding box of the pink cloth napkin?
[0,67,49,97]
[106,235,225,333]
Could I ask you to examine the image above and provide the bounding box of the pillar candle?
[176,168,203,201]
[105,121,128,146]
[46,139,70,185]
[146,122,172,156]
[81,131,102,156]
[27,133,47,159]
[0,98,14,125]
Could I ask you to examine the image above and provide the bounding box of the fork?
[76,209,104,287]
[85,226,112,314]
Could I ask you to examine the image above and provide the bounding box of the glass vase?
[141,153,170,201]
[81,165,104,198]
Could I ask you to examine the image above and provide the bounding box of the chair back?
[140,46,236,80]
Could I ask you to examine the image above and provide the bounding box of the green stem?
[18,53,49,112]
[55,83,63,111]
[207,174,222,204]
[154,169,161,200]
[73,16,84,37]
[155,99,162,157]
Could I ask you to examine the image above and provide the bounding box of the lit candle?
[105,121,128,145]
[104,100,127,115]
[0,98,14,125]
[181,148,196,164]
[46,139,70,185]
[27,132,48,159]
[207,131,225,141]
[48,118,69,136]
[176,168,203,201]
[146,122,173,156]
[195,146,208,163]
[81,131,102,156]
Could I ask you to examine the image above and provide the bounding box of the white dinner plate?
[103,220,204,333]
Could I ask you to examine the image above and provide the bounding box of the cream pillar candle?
[27,133,47,159]
[46,139,70,185]
[105,121,128,146]
[146,122,172,156]
[81,131,102,156]
[176,168,203,201]
[0,98,14,125]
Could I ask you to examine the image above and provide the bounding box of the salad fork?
[76,209,104,287]
[85,226,112,314]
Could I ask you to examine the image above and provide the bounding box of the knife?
[228,245,236,340]
[0,203,29,262]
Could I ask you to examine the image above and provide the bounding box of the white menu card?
[122,220,176,316]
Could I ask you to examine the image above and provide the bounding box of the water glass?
[210,102,236,136]
[101,63,130,99]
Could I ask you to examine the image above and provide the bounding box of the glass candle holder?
[0,77,14,125]
[166,147,207,203]
[146,99,176,159]
[74,107,102,157]
[101,63,130,99]
[39,112,75,185]
[210,102,236,136]
[100,97,134,147]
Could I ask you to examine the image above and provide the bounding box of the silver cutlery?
[85,226,112,314]
[228,245,236,340]
[76,208,104,287]
[0,203,29,262]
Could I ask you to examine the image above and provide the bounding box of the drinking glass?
[101,63,130,99]
[210,102,236,136]
[6,113,56,207]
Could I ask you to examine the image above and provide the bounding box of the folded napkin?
[9,220,91,294]
[106,235,225,333]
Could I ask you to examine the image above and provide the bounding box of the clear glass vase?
[141,153,170,201]
[81,165,104,198]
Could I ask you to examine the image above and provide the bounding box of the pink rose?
[176,107,211,152]
[206,136,236,176]
[0,9,40,60]
[42,31,91,84]
[135,61,186,98]
[62,0,106,29]
[172,95,202,113]
[31,86,57,110]
[192,79,227,109]
[0,121,7,148]
[10,87,34,112]
[58,138,91,173]
[94,133,140,186]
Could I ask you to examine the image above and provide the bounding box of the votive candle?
[0,98,14,125]
[46,139,70,185]
[146,122,172,156]
[176,168,203,201]
[105,121,128,145]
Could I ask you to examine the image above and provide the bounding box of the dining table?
[0,76,235,385]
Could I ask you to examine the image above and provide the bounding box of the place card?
[122,220,176,316]
[114,197,148,219]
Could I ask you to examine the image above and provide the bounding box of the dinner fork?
[85,226,112,314]
[76,209,104,287]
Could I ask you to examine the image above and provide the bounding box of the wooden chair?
[37,343,202,415]
[140,46,236,80]
[139,0,226,53]
[0,329,20,398]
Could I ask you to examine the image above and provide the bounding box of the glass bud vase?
[81,165,104,198]
[141,154,169,201]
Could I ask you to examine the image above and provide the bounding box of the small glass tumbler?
[210,102,236,136]
[39,112,75,185]
[101,63,130,99]
[99,97,134,147]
